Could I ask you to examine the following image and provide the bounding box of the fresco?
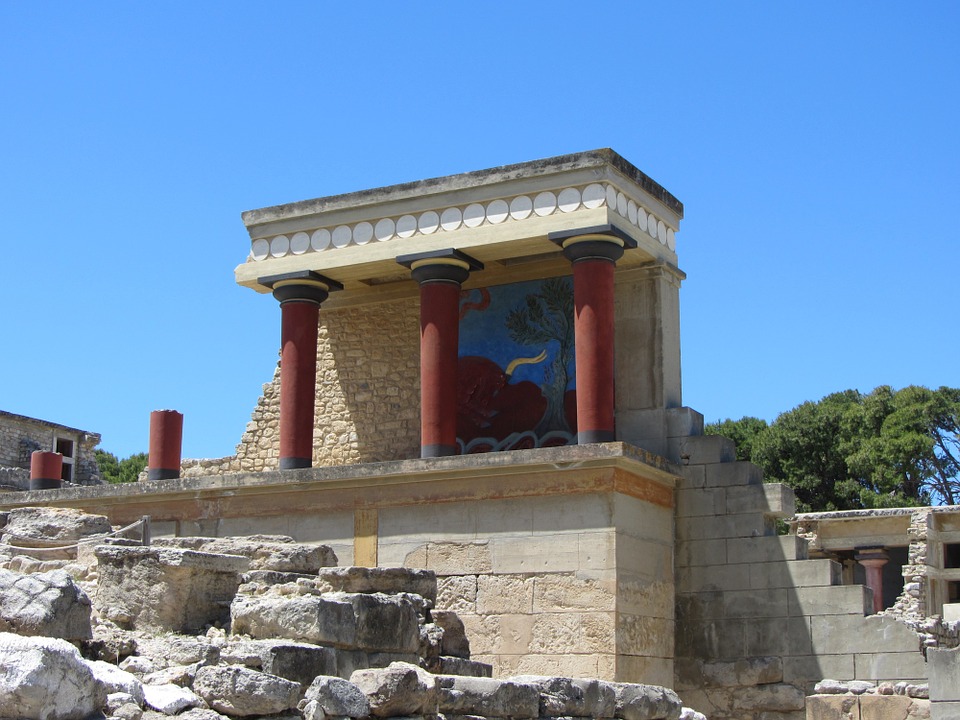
[457,276,576,453]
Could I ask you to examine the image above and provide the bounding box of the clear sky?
[1,3,957,460]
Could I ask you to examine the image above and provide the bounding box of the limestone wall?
[0,411,101,486]
[230,298,420,472]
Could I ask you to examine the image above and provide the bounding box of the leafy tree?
[705,416,768,462]
[95,450,148,484]
[706,386,960,512]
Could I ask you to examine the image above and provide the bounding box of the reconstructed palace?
[2,150,957,720]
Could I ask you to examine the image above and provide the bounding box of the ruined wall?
[228,298,420,472]
[0,412,101,486]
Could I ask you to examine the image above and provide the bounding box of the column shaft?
[30,451,62,490]
[419,280,461,457]
[148,409,183,481]
[573,257,617,443]
[279,300,320,469]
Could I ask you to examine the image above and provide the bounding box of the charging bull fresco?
[458,276,576,453]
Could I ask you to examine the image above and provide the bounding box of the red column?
[398,250,483,458]
[572,256,617,443]
[551,231,630,444]
[259,271,342,470]
[419,279,461,457]
[148,409,183,481]
[279,300,319,468]
[856,548,889,614]
[30,451,62,490]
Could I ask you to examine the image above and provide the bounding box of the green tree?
[95,450,148,484]
[708,386,960,512]
[705,416,768,462]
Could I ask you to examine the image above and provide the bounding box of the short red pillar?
[856,548,889,614]
[259,271,342,470]
[148,410,183,481]
[399,250,483,458]
[550,228,633,444]
[30,451,62,490]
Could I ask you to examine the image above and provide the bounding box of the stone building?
[1,150,957,719]
[0,410,101,490]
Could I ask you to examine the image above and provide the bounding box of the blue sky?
[1,3,957,459]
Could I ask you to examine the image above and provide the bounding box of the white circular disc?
[510,195,533,220]
[290,232,310,255]
[332,225,352,248]
[658,220,667,244]
[440,207,462,231]
[353,221,373,245]
[396,215,417,238]
[311,228,331,251]
[667,228,676,251]
[418,211,440,234]
[647,215,658,240]
[374,218,395,242]
[486,199,509,224]
[605,185,618,209]
[463,203,485,227]
[627,199,638,224]
[582,183,605,208]
[558,187,581,212]
[270,235,290,257]
[533,191,557,217]
[616,192,628,217]
[251,239,270,261]
[636,208,648,231]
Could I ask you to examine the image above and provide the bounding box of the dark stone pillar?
[259,271,342,469]
[30,451,62,490]
[148,410,184,481]
[550,225,636,444]
[398,250,483,458]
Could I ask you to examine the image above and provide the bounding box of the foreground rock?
[95,545,248,632]
[0,568,92,640]
[351,661,439,717]
[155,535,337,574]
[0,632,105,720]
[194,664,302,716]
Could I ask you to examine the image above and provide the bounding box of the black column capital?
[549,224,637,264]
[397,249,484,285]
[258,270,344,305]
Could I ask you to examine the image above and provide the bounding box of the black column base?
[29,478,61,491]
[279,457,312,470]
[576,430,616,444]
[421,444,458,458]
[147,468,180,481]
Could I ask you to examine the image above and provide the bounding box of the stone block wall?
[0,411,101,486]
[674,434,930,720]
[374,490,675,687]
[231,298,421,472]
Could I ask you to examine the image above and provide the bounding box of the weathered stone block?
[437,675,540,718]
[676,488,725,518]
[859,694,929,720]
[0,568,91,640]
[261,643,338,688]
[676,512,774,542]
[155,535,337,573]
[610,682,682,720]
[432,610,470,658]
[854,651,929,683]
[0,632,105,720]
[95,545,248,633]
[316,566,437,602]
[805,694,861,720]
[436,575,478,613]
[790,585,872,616]
[676,539,727,568]
[811,615,922,656]
[678,436,736,465]
[477,573,534,614]
[230,592,357,646]
[435,656,493,677]
[677,565,750,595]
[194,664,302,717]
[511,675,616,718]
[533,573,616,612]
[726,535,807,564]
[701,461,764,488]
[749,558,842,590]
[723,588,790,619]
[350,662,438,717]
[423,541,492,575]
[929,646,960,702]
[725,483,795,517]
[699,656,783,687]
[744,616,813,656]
[302,675,370,719]
[730,682,805,712]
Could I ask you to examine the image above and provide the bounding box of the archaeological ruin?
[1,149,957,720]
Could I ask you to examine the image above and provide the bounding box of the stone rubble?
[0,507,687,720]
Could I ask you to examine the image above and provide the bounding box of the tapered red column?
[856,548,889,614]
[30,451,62,490]
[148,409,183,480]
[551,226,635,444]
[259,271,342,470]
[399,250,483,458]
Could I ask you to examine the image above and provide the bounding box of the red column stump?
[148,410,184,481]
[30,451,63,490]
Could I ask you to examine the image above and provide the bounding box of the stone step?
[680,461,764,490]
[789,584,874,616]
[726,534,809,564]
[675,435,737,465]
[748,558,843,589]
